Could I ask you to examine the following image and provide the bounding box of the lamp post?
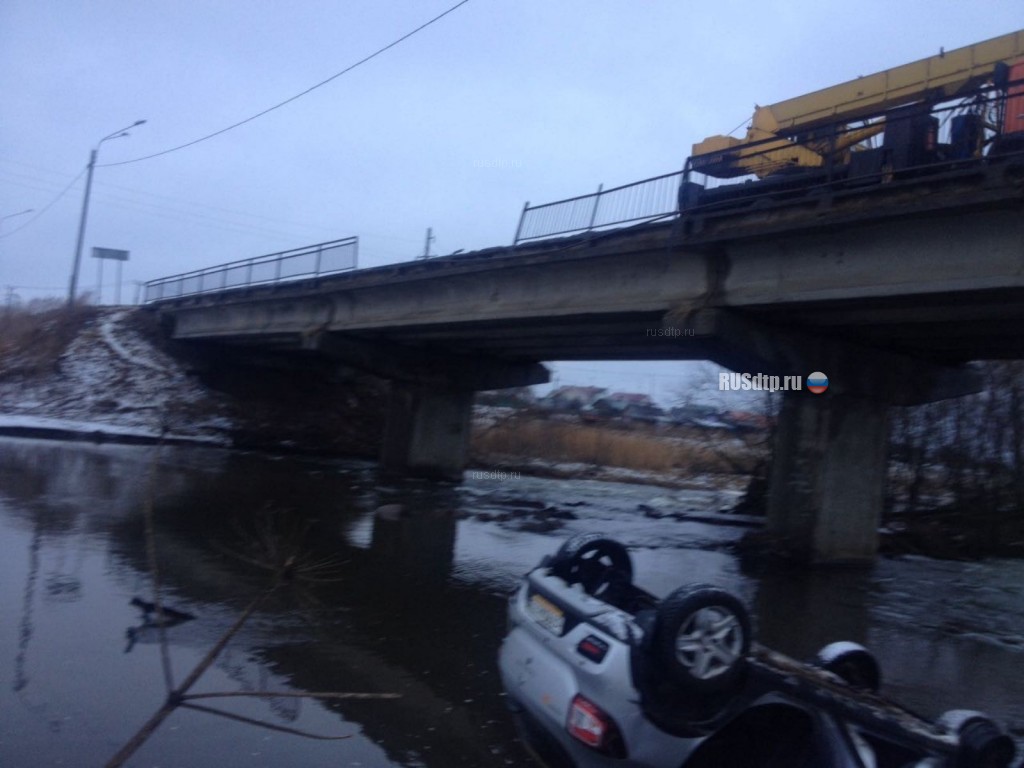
[67,120,145,306]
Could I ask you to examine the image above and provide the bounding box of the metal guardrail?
[143,236,358,303]
[513,82,1022,242]
[513,171,683,244]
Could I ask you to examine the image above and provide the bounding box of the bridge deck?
[150,158,1024,366]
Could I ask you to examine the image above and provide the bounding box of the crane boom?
[690,29,1024,181]
[755,29,1024,135]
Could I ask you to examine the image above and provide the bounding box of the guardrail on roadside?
[142,236,358,303]
[512,171,683,244]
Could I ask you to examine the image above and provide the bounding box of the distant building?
[542,385,607,412]
[476,386,537,409]
[591,392,656,415]
[667,404,735,430]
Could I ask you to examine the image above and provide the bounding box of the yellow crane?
[689,29,1024,181]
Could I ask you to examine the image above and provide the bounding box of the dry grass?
[0,303,98,380]
[472,417,761,475]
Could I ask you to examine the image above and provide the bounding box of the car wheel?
[938,711,1016,768]
[549,533,632,598]
[653,584,751,696]
[814,641,881,692]
[956,719,1016,768]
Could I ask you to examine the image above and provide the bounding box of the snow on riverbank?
[0,308,232,445]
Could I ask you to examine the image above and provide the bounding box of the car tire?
[814,641,882,692]
[955,718,1016,768]
[549,533,632,598]
[653,584,751,696]
[938,711,1016,768]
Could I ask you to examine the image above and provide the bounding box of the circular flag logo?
[807,371,829,394]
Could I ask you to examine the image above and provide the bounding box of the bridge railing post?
[512,201,530,245]
[314,245,323,277]
[588,184,604,230]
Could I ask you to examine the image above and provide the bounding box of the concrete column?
[766,392,889,565]
[380,381,473,480]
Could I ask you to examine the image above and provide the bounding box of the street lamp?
[67,120,146,306]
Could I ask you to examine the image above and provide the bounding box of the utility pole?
[420,227,434,260]
[68,120,146,307]
[70,147,99,305]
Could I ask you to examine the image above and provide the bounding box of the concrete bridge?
[147,160,1024,564]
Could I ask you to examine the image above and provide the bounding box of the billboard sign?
[91,247,129,261]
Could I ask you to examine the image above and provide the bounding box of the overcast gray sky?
[2,1,1021,400]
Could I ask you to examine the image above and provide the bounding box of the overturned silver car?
[498,533,1017,768]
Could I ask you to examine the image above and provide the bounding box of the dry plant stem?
[180,702,352,741]
[108,472,402,767]
[105,589,270,768]
[183,691,401,701]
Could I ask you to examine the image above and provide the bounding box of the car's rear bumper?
[499,624,580,740]
[506,695,579,768]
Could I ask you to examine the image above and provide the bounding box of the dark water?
[0,438,1021,767]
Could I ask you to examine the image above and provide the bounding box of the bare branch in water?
[180,702,352,740]
[105,459,400,768]
[183,691,401,701]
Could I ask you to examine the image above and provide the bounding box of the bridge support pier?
[298,332,549,480]
[685,308,982,565]
[766,392,888,565]
[380,382,473,480]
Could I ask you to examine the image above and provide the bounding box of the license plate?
[527,592,565,636]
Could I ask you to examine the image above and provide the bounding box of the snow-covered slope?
[0,308,231,444]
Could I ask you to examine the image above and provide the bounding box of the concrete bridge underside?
[156,167,1024,563]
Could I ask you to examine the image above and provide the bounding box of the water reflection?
[0,440,526,767]
[0,437,1022,767]
[752,565,872,660]
[13,527,40,693]
[370,503,458,585]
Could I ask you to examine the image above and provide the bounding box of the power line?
[85,192,310,241]
[0,163,426,247]
[99,0,472,168]
[0,168,299,241]
[0,167,86,239]
[0,161,338,237]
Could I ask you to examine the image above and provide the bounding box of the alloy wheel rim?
[674,606,743,679]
